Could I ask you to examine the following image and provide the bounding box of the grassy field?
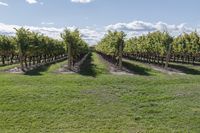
[0,53,200,133]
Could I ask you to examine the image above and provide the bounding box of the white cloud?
[0,21,199,46]
[80,28,104,45]
[0,1,8,6]
[26,0,38,4]
[106,21,155,32]
[0,23,63,39]
[71,0,94,4]
[106,21,196,37]
[0,23,100,45]
[41,22,55,25]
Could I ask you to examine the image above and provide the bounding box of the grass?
[122,59,161,76]
[79,53,109,77]
[0,53,200,132]
[169,63,200,75]
[24,59,67,76]
[0,64,20,71]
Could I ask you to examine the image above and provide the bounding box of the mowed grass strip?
[0,53,200,133]
[79,52,109,77]
[0,64,20,71]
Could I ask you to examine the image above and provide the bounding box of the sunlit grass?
[0,53,200,133]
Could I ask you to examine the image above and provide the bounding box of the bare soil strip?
[97,54,134,75]
[6,67,24,74]
[56,53,89,74]
[5,57,67,74]
[123,58,185,75]
[148,64,185,75]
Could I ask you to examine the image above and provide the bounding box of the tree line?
[95,31,125,70]
[0,28,89,71]
[124,31,173,66]
[95,30,200,69]
[61,29,89,70]
[124,31,200,65]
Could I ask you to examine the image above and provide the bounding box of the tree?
[124,31,173,66]
[61,28,89,70]
[15,27,66,70]
[96,31,126,70]
[0,35,16,65]
[15,28,31,69]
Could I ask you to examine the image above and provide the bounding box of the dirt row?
[0,52,187,75]
[146,63,185,75]
[96,54,134,75]
[98,53,185,75]
[1,57,67,74]
[55,53,89,74]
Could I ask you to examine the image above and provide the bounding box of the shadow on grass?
[0,64,7,67]
[122,61,152,76]
[24,59,66,76]
[24,64,51,76]
[79,53,97,77]
[169,64,200,75]
[0,63,17,67]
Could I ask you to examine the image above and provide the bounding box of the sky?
[0,0,200,45]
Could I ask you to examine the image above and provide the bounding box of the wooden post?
[165,44,171,69]
[2,56,5,65]
[19,45,24,70]
[118,41,123,70]
[68,43,72,70]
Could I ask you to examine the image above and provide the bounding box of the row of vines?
[95,31,125,69]
[96,31,200,69]
[0,28,89,71]
[124,31,200,65]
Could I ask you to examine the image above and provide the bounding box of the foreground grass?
[0,53,200,133]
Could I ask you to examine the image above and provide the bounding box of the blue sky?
[0,0,200,44]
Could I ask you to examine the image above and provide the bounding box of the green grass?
[79,53,109,77]
[169,63,200,75]
[122,59,161,76]
[0,53,200,133]
[0,64,20,71]
[24,59,67,76]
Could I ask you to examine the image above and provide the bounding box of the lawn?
[0,53,200,133]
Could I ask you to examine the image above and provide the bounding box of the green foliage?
[15,27,65,58]
[124,31,200,60]
[61,28,89,62]
[0,35,16,64]
[1,27,89,68]
[124,31,173,56]
[172,32,200,56]
[96,31,126,57]
[0,35,16,55]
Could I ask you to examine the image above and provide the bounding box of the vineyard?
[1,0,200,132]
[1,29,200,132]
[0,28,89,72]
[95,31,200,73]
[1,27,200,74]
[124,31,200,65]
